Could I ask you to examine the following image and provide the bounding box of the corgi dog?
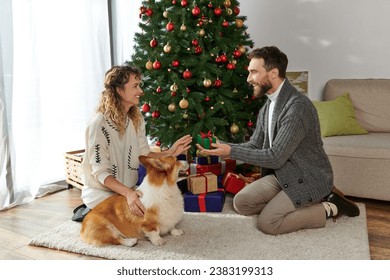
[80,155,188,247]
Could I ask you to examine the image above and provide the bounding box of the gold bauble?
[179,99,189,109]
[163,11,169,18]
[236,19,244,28]
[163,43,171,53]
[145,60,153,70]
[203,78,212,88]
[226,8,233,15]
[230,123,239,134]
[182,113,189,119]
[224,0,231,7]
[239,45,246,53]
[198,29,205,37]
[170,83,178,91]
[168,103,176,112]
[180,24,187,31]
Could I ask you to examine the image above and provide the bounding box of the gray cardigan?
[230,80,333,208]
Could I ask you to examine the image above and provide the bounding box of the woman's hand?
[169,134,193,156]
[124,189,145,217]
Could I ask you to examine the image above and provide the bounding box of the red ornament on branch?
[152,110,160,118]
[192,6,201,17]
[150,38,158,48]
[214,7,222,16]
[166,21,175,31]
[152,60,162,70]
[183,69,192,79]
[172,60,180,67]
[145,8,153,17]
[141,103,150,113]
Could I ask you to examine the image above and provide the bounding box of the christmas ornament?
[152,110,160,119]
[150,38,158,48]
[222,20,229,28]
[141,103,150,113]
[203,78,212,88]
[220,54,228,63]
[208,2,213,8]
[166,21,175,32]
[181,0,188,7]
[239,45,246,53]
[233,49,242,58]
[204,96,210,102]
[180,24,187,31]
[226,62,236,70]
[214,7,222,16]
[236,19,244,28]
[163,10,169,18]
[233,6,240,15]
[163,43,172,53]
[172,60,180,67]
[183,113,189,119]
[145,60,153,70]
[226,8,233,15]
[198,29,205,37]
[156,140,161,146]
[172,0,177,4]
[230,124,239,134]
[179,99,189,109]
[247,120,254,127]
[224,0,231,8]
[139,6,146,15]
[214,78,222,88]
[183,69,192,79]
[191,39,199,46]
[145,8,153,17]
[168,103,176,112]
[156,86,162,93]
[192,6,201,17]
[215,56,222,63]
[194,46,203,54]
[171,91,177,96]
[152,60,162,70]
[170,83,178,91]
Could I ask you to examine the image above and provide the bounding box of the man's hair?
[248,46,288,78]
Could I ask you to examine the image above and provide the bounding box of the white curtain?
[0,0,112,210]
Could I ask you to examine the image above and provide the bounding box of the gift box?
[222,172,259,195]
[189,158,236,176]
[187,172,218,194]
[235,163,261,176]
[196,131,216,149]
[184,188,225,212]
[194,156,219,165]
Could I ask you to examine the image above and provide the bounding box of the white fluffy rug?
[29,196,370,260]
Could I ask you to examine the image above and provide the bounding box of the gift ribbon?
[197,188,225,212]
[199,131,214,148]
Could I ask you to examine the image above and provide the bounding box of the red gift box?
[189,159,236,176]
[222,172,259,195]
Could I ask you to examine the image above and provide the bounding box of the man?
[197,46,359,235]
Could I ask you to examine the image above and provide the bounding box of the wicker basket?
[64,149,85,189]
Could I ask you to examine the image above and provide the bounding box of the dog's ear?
[144,157,171,172]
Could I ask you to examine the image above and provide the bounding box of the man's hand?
[196,143,231,158]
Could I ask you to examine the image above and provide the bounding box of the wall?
[240,0,390,100]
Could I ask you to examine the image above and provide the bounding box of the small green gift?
[196,131,216,149]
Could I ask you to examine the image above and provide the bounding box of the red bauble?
[247,120,254,127]
[194,46,203,54]
[233,6,240,15]
[214,79,222,88]
[183,69,192,79]
[152,60,161,69]
[152,110,160,118]
[172,60,180,67]
[191,39,199,46]
[141,103,150,113]
[150,38,158,48]
[156,86,162,93]
[214,7,222,16]
[139,6,146,14]
[208,2,213,8]
[172,0,177,4]
[145,8,153,17]
[181,0,188,7]
[222,20,229,28]
[166,21,175,31]
[233,49,242,58]
[192,6,201,16]
[220,54,228,63]
[204,96,210,102]
[215,56,222,63]
[226,63,236,70]
[156,140,161,147]
[171,91,177,96]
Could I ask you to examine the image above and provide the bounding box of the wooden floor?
[0,186,389,260]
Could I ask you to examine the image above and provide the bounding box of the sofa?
[318,79,390,201]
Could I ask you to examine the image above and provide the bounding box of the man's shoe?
[325,191,360,217]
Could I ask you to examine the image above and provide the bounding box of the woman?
[80,65,192,219]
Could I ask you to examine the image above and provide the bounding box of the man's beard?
[253,83,272,98]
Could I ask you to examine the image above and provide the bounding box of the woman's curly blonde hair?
[98,65,143,135]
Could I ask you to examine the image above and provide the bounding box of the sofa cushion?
[313,93,368,137]
[322,132,390,159]
[324,79,390,132]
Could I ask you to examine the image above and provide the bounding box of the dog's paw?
[122,238,138,247]
[150,237,166,246]
[170,228,184,236]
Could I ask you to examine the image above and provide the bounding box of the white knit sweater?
[81,112,150,207]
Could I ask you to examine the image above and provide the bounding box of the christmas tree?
[130,0,265,152]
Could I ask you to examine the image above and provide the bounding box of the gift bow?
[200,131,213,139]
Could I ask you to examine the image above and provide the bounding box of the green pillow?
[313,93,368,137]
